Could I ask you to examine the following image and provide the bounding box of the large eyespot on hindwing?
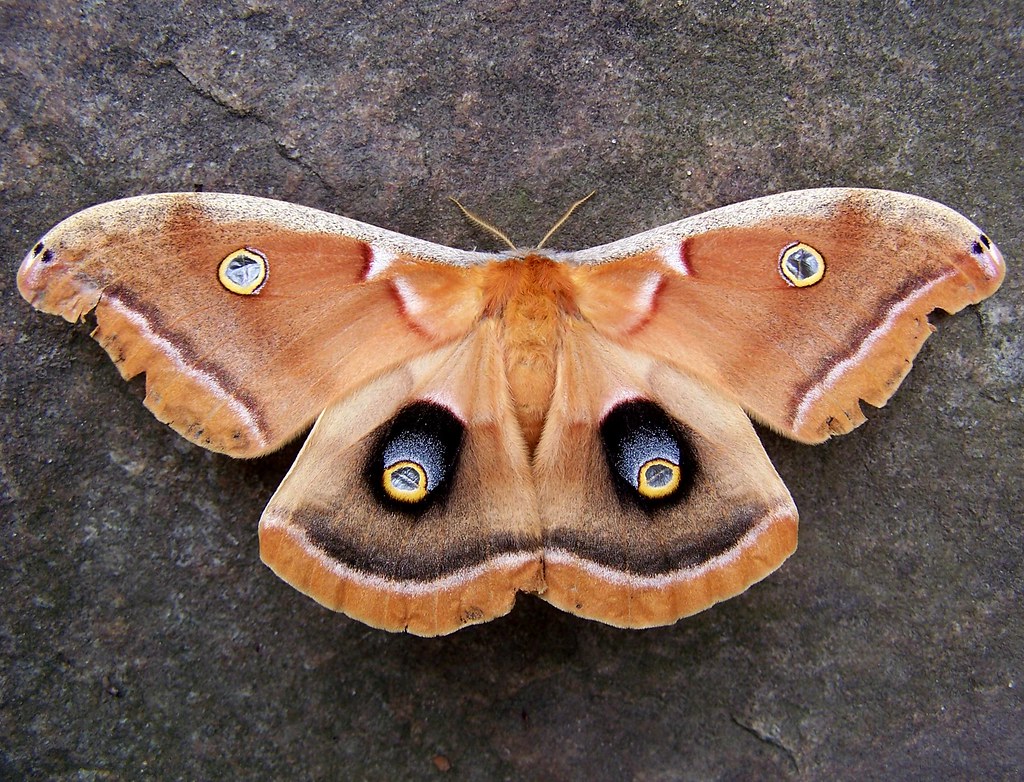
[599,399,697,510]
[367,401,464,514]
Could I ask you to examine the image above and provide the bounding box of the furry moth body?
[18,188,1005,636]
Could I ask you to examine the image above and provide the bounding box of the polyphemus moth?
[17,188,1004,636]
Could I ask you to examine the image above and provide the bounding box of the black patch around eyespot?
[980,234,992,249]
[32,241,44,255]
[39,248,54,265]
[364,400,464,516]
[971,240,983,255]
[599,399,697,512]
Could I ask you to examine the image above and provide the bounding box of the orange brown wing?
[18,193,490,456]
[571,188,1005,443]
[258,321,543,636]
[533,323,797,627]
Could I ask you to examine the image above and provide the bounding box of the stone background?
[1,1,1020,779]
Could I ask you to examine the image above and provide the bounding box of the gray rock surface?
[1,1,1020,779]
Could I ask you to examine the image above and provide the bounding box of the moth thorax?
[486,256,577,452]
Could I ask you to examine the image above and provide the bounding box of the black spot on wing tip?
[972,234,993,255]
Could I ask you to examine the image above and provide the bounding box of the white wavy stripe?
[634,271,665,311]
[542,503,795,588]
[264,514,538,596]
[420,389,466,420]
[391,275,425,315]
[104,293,267,449]
[266,500,794,594]
[657,242,690,275]
[364,244,398,279]
[598,388,643,419]
[792,270,954,432]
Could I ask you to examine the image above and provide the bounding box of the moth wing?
[258,321,544,637]
[535,325,798,627]
[570,188,1005,443]
[18,193,490,456]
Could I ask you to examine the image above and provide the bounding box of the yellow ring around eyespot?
[779,242,825,287]
[383,460,429,502]
[218,248,268,295]
[637,458,681,499]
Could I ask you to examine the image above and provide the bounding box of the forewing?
[571,188,1005,443]
[18,193,490,456]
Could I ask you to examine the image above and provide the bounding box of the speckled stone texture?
[1,1,1020,779]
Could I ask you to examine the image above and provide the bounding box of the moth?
[17,188,1004,636]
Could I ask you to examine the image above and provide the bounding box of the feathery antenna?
[449,198,517,250]
[536,191,596,249]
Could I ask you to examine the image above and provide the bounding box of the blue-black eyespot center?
[368,401,464,514]
[779,242,825,287]
[218,248,268,295]
[599,399,697,511]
